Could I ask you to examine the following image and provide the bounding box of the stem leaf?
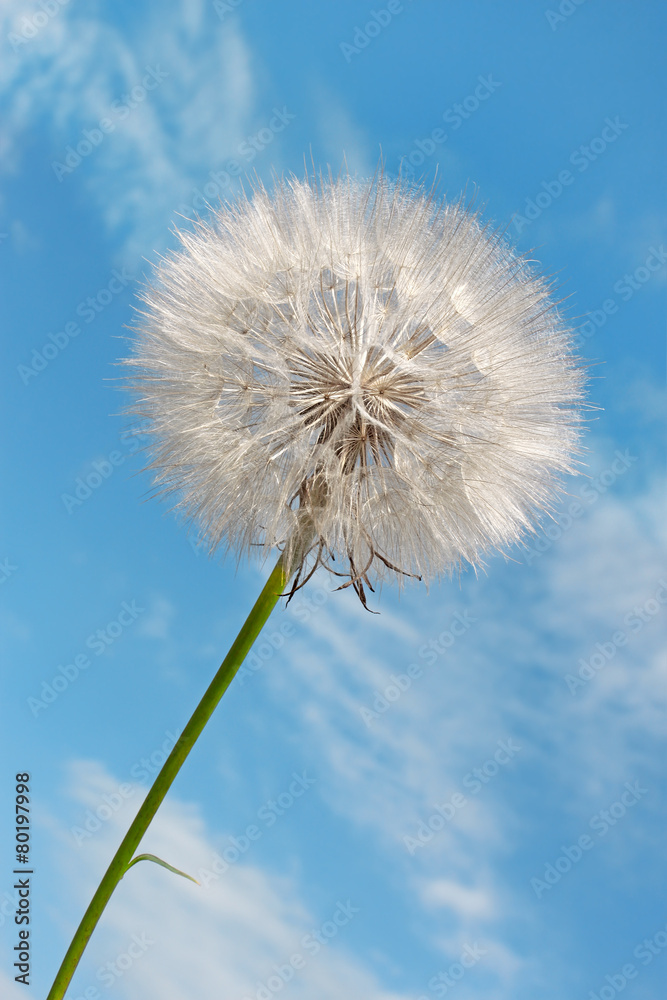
[124,853,199,885]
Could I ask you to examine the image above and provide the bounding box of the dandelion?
[47,170,585,999]
[128,171,584,604]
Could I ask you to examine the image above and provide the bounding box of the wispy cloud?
[47,759,408,1000]
[137,595,176,641]
[239,468,666,988]
[0,3,262,263]
[311,86,375,176]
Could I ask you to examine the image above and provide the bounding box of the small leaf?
[124,853,199,885]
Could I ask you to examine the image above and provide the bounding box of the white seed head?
[126,172,585,602]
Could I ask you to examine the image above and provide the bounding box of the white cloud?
[542,476,666,631]
[420,878,496,919]
[47,759,408,1000]
[614,369,667,425]
[137,595,175,640]
[242,470,665,956]
[0,4,262,263]
[3,218,40,253]
[311,86,375,177]
[555,193,618,245]
[0,969,28,1000]
[302,467,664,750]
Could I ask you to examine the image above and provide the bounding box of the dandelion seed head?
[126,171,585,601]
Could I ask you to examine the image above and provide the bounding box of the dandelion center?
[288,341,425,472]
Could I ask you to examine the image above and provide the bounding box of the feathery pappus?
[126,171,585,607]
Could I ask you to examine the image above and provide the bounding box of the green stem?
[47,551,292,1000]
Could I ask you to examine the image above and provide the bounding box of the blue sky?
[1,1,665,998]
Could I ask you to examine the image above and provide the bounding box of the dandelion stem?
[46,551,292,1000]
